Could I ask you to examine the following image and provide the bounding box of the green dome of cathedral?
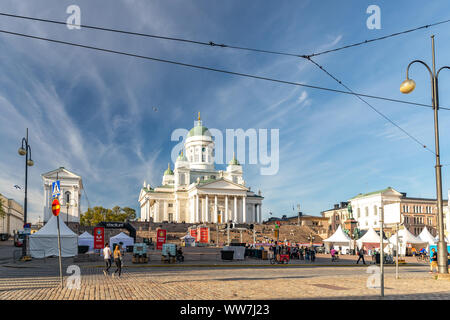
[187,112,211,138]
[164,163,174,175]
[229,153,240,165]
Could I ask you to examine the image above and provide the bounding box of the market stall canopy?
[389,228,427,245]
[323,225,351,243]
[78,231,94,252]
[434,234,449,242]
[110,231,134,249]
[29,215,78,258]
[357,227,382,244]
[418,227,436,245]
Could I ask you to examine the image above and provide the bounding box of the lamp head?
[18,147,26,156]
[27,159,34,167]
[400,78,416,94]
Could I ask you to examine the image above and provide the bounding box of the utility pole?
[400,35,449,274]
[396,223,399,280]
[380,206,384,297]
[216,221,219,247]
[227,221,230,246]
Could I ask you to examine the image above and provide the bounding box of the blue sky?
[1,0,450,223]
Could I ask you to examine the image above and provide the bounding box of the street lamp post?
[18,128,34,258]
[379,206,384,297]
[400,35,450,274]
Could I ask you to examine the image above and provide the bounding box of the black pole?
[22,128,29,258]
[431,36,448,274]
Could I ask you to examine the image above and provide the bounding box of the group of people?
[269,243,317,261]
[103,242,123,277]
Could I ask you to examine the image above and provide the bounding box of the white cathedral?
[138,114,264,224]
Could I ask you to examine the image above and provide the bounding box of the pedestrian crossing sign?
[52,180,61,198]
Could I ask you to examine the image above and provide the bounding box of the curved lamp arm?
[27,145,32,160]
[437,66,450,78]
[21,137,27,150]
[406,60,433,80]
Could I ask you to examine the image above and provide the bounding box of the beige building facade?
[322,187,448,238]
[0,194,24,236]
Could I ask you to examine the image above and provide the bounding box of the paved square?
[1,261,450,300]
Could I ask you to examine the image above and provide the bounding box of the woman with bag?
[113,244,122,278]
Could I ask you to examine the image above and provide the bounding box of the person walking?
[356,247,366,264]
[113,244,122,278]
[103,243,112,276]
[429,248,438,274]
[310,247,316,262]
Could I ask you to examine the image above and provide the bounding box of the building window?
[65,191,71,204]
[365,221,368,226]
[168,203,173,208]
[365,207,369,217]
[374,206,377,216]
[357,208,361,218]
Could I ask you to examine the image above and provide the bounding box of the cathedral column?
[204,195,209,223]
[175,198,180,222]
[243,196,247,224]
[163,200,168,221]
[225,196,229,223]
[258,204,262,224]
[214,195,218,223]
[196,195,200,223]
[234,196,237,223]
[156,201,161,222]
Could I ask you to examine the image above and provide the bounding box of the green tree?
[80,206,137,226]
[122,207,136,221]
[80,206,111,226]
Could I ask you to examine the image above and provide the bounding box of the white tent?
[418,227,436,246]
[110,232,134,249]
[29,215,78,258]
[323,225,352,254]
[434,234,449,243]
[357,227,385,250]
[78,231,94,252]
[389,228,427,256]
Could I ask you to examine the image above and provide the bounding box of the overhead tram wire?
[0,28,447,112]
[305,56,435,155]
[1,12,450,59]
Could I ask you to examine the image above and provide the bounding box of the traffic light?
[274,229,279,239]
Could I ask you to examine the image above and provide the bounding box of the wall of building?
[0,195,24,236]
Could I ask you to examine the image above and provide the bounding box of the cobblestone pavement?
[1,261,450,300]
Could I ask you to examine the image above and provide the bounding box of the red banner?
[93,227,104,249]
[198,226,210,243]
[189,228,197,239]
[156,229,167,250]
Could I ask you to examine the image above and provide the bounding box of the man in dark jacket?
[356,248,366,264]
